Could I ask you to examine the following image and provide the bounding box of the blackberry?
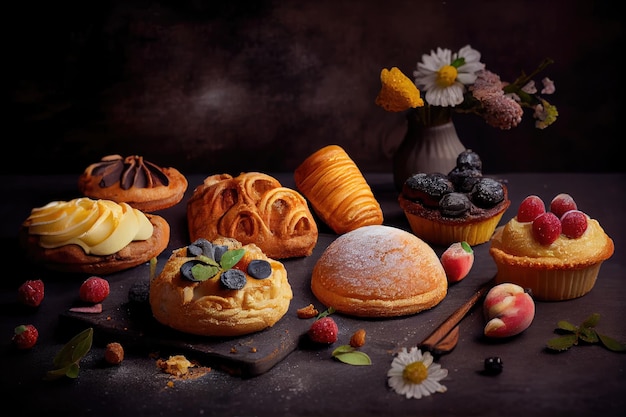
[128,279,150,304]
[470,178,505,208]
[439,192,471,217]
[448,167,482,192]
[403,173,454,207]
[456,149,482,171]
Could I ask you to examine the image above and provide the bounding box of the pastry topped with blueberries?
[149,237,293,337]
[398,149,510,246]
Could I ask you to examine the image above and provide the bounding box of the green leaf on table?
[581,312,600,328]
[45,327,93,381]
[578,327,599,344]
[547,313,626,353]
[556,320,577,332]
[331,345,372,366]
[547,334,578,351]
[597,333,626,352]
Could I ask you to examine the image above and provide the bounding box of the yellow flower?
[375,67,424,112]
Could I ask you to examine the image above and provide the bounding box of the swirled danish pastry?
[294,145,384,234]
[187,172,318,259]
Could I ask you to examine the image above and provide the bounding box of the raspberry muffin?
[489,193,614,301]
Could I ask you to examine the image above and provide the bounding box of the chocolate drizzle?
[91,155,170,189]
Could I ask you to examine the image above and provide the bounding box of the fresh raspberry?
[79,276,110,303]
[517,195,546,222]
[550,193,578,218]
[532,212,562,245]
[12,324,39,350]
[308,317,339,344]
[560,210,588,238]
[17,279,44,307]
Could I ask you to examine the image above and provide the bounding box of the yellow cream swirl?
[24,198,153,255]
[492,217,608,263]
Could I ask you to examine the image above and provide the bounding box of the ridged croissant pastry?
[294,145,384,234]
[187,172,318,259]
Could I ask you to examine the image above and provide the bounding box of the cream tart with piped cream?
[19,197,170,274]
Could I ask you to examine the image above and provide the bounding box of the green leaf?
[53,328,93,367]
[65,363,81,379]
[316,307,336,319]
[578,327,599,344]
[196,254,219,267]
[47,328,93,381]
[220,249,245,270]
[460,241,473,254]
[547,334,578,351]
[333,351,372,366]
[581,313,600,329]
[191,264,220,281]
[332,345,356,355]
[597,333,626,352]
[548,312,625,354]
[44,367,70,381]
[331,345,372,365]
[556,320,577,332]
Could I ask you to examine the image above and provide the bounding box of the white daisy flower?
[413,45,485,107]
[387,347,448,399]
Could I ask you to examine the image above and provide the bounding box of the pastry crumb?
[157,355,193,377]
[157,355,211,381]
[297,303,319,319]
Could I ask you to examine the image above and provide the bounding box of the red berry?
[12,324,39,350]
[550,193,577,218]
[79,277,110,303]
[532,212,562,245]
[561,210,588,238]
[17,279,44,307]
[308,317,339,344]
[517,195,545,222]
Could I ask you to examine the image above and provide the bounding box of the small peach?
[440,241,474,283]
[483,283,535,338]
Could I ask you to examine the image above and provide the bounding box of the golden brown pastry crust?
[149,237,292,337]
[187,172,318,259]
[294,145,383,234]
[19,214,170,275]
[78,156,188,212]
[311,225,447,317]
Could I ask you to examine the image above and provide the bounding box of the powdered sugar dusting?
[315,225,443,299]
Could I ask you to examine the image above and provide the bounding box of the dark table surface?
[1,172,625,417]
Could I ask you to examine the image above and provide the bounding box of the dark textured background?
[7,0,623,175]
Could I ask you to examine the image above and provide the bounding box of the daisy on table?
[387,347,448,399]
